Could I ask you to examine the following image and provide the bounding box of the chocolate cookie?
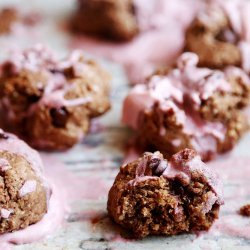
[108,149,223,238]
[185,1,250,72]
[71,0,138,41]
[122,52,250,161]
[0,44,111,150]
[0,129,49,233]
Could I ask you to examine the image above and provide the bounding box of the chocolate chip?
[149,158,168,176]
[27,94,41,103]
[1,61,17,77]
[155,161,168,176]
[49,68,63,74]
[50,107,69,128]
[130,2,137,16]
[149,158,161,170]
[216,28,239,44]
[63,66,75,78]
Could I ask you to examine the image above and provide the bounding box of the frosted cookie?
[0,8,18,34]
[108,149,223,238]
[0,44,111,150]
[185,1,250,72]
[122,53,250,161]
[0,129,50,233]
[71,0,138,41]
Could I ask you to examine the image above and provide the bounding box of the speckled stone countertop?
[0,0,250,249]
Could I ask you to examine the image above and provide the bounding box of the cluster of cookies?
[0,0,249,242]
[0,43,111,234]
[120,0,250,162]
[78,0,250,238]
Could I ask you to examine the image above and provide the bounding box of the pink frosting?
[0,129,44,176]
[2,44,57,73]
[0,209,13,219]
[0,158,11,172]
[18,180,37,197]
[127,150,223,205]
[0,129,51,221]
[0,182,65,247]
[0,131,66,246]
[69,0,203,84]
[0,45,92,120]
[122,52,250,156]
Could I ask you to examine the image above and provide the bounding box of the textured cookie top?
[123,52,250,154]
[125,149,223,205]
[0,129,44,177]
[0,44,101,109]
[0,129,49,233]
[0,129,50,196]
[109,148,223,237]
[0,44,110,150]
[187,0,250,71]
[0,44,110,120]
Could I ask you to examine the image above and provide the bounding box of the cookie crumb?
[239,204,250,217]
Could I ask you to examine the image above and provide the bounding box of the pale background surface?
[0,0,250,249]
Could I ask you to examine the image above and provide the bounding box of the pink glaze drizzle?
[126,150,223,206]
[122,52,250,157]
[0,130,44,176]
[0,182,65,248]
[0,45,92,133]
[18,180,37,197]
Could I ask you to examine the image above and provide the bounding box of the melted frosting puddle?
[0,153,110,249]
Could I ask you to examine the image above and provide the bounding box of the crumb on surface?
[239,204,250,217]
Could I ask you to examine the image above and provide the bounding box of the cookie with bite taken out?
[108,149,223,238]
